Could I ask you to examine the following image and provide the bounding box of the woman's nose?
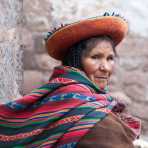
[99,61,110,72]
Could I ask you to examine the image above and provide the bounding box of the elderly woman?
[0,13,140,148]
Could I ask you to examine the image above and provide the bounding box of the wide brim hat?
[46,15,128,61]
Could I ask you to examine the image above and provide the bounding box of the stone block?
[22,70,44,95]
[22,51,37,70]
[33,33,46,53]
[35,54,60,71]
[23,0,53,31]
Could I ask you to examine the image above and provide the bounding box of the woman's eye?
[91,55,101,59]
[108,56,115,61]
[91,55,98,59]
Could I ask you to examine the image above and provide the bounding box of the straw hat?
[46,13,128,60]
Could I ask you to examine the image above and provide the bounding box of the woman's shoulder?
[50,83,94,96]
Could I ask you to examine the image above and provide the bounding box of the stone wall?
[22,0,60,94]
[0,0,23,102]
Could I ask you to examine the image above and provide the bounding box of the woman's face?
[81,39,115,90]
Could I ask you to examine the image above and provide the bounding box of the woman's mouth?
[95,76,108,79]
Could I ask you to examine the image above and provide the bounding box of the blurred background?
[0,0,148,146]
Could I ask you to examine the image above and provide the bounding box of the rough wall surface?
[0,0,23,102]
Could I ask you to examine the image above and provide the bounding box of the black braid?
[62,40,87,69]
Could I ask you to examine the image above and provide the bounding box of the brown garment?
[77,112,135,148]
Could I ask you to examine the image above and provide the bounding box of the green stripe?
[0,116,59,128]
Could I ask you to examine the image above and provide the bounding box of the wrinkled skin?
[81,39,115,90]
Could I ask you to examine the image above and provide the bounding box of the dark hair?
[62,36,117,69]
